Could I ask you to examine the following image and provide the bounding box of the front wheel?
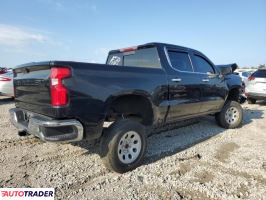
[215,101,243,129]
[100,119,147,173]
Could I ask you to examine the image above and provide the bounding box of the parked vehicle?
[0,69,14,97]
[9,43,243,173]
[0,67,8,74]
[237,71,252,86]
[245,69,266,104]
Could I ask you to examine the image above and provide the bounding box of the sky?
[0,0,265,68]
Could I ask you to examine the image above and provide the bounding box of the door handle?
[202,79,209,82]
[171,78,182,82]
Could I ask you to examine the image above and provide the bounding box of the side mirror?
[207,71,218,78]
[219,67,232,76]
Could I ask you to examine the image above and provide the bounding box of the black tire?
[215,101,243,129]
[247,98,256,104]
[100,119,147,173]
[215,113,221,126]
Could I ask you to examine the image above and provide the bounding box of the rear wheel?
[100,119,147,173]
[215,101,243,129]
[247,98,256,104]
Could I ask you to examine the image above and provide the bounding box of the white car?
[238,71,252,86]
[245,69,266,104]
[0,70,14,97]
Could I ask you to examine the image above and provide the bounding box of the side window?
[107,53,123,66]
[168,51,193,72]
[194,55,215,74]
[123,47,161,68]
[107,47,161,68]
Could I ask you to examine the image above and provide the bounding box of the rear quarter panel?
[64,63,168,118]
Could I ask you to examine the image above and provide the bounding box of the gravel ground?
[0,96,265,200]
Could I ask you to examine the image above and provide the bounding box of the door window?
[194,55,215,74]
[168,51,193,72]
[123,47,161,68]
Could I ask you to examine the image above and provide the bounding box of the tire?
[215,113,221,126]
[215,101,243,129]
[100,119,147,173]
[247,98,256,104]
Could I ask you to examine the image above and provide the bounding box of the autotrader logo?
[0,188,54,199]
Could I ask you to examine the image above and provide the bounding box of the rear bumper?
[9,108,84,142]
[246,92,266,100]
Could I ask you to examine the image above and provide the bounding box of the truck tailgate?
[13,62,58,117]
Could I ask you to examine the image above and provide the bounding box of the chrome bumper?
[9,108,84,142]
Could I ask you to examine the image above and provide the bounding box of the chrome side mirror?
[207,71,218,78]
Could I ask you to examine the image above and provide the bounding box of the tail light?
[119,46,138,53]
[50,67,71,106]
[0,76,12,81]
[248,75,255,81]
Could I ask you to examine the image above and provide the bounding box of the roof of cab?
[108,42,200,54]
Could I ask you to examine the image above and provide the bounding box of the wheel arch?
[104,91,155,126]
[226,86,241,102]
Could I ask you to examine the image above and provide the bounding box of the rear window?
[241,72,250,77]
[107,53,123,66]
[252,70,266,78]
[107,47,161,68]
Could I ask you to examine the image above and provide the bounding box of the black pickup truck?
[10,42,243,173]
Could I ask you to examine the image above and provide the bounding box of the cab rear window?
[107,47,161,68]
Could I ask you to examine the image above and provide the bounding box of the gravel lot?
[0,96,265,200]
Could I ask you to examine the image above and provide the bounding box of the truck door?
[165,48,202,122]
[190,53,226,113]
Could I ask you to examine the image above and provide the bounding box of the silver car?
[0,70,14,97]
[245,69,266,104]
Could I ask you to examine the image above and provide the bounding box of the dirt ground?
[0,96,265,200]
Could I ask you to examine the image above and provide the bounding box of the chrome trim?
[207,71,218,78]
[164,46,173,68]
[164,46,219,76]
[171,78,182,82]
[188,54,195,72]
[103,121,114,128]
[9,108,84,142]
